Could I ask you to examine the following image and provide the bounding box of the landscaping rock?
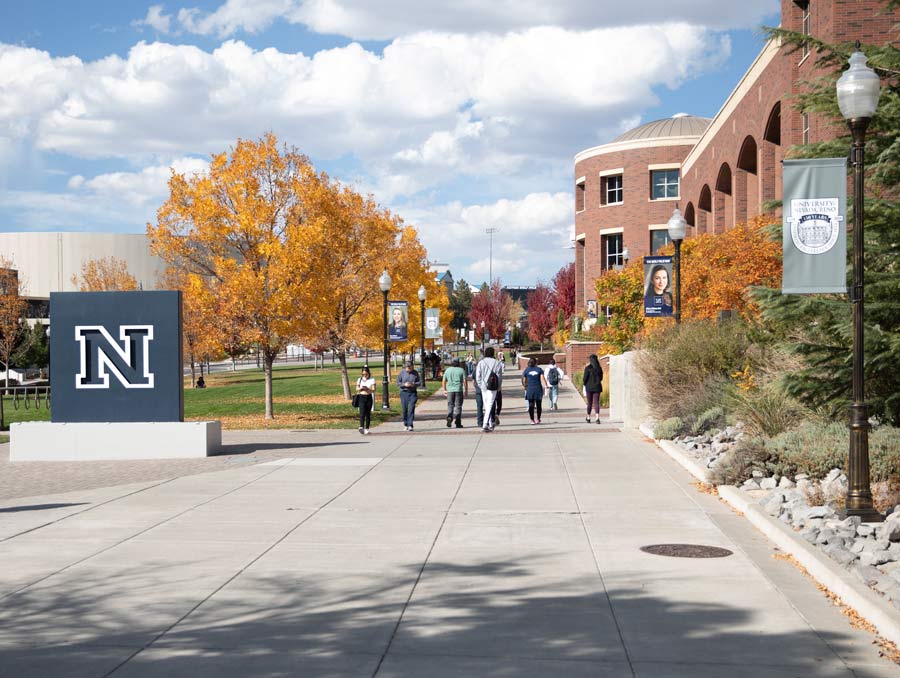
[743,479,761,491]
[816,529,836,545]
[824,544,857,566]
[857,524,875,538]
[751,470,764,479]
[879,521,900,543]
[760,477,778,490]
[851,540,867,554]
[778,477,796,489]
[859,550,893,567]
[800,527,819,544]
[852,565,885,587]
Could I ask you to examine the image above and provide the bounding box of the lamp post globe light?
[667,207,687,325]
[418,284,427,386]
[836,45,882,521]
[378,270,392,410]
[480,320,485,356]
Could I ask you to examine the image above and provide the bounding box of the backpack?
[548,367,559,386]
[486,369,499,391]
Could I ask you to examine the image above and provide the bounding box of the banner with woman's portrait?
[388,301,409,341]
[643,256,673,317]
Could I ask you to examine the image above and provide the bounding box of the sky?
[0,0,781,286]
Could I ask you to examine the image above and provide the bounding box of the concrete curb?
[643,428,900,648]
[639,423,710,483]
[718,485,900,648]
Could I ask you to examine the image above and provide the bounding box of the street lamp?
[378,270,392,410]
[480,320,486,356]
[836,44,882,521]
[418,284,427,385]
[667,207,687,325]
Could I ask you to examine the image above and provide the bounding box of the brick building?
[574,0,899,315]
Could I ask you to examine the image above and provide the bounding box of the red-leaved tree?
[526,283,555,350]
[469,281,512,344]
[552,262,575,319]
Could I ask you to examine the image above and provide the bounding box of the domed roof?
[613,114,711,142]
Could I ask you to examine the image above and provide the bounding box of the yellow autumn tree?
[149,133,317,419]
[72,256,139,291]
[296,174,447,398]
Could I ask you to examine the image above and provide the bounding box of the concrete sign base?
[10,421,222,461]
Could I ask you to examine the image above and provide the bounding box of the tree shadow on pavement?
[0,552,887,677]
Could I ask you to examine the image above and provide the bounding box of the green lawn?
[185,364,438,429]
[0,364,439,431]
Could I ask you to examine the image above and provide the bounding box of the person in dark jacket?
[582,354,603,423]
[521,357,548,424]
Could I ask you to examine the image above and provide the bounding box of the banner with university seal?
[782,158,847,294]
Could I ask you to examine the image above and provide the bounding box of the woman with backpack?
[582,354,603,423]
[544,358,564,411]
[521,357,549,424]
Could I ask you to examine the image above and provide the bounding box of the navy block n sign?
[51,291,183,423]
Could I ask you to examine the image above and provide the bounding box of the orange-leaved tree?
[0,261,28,389]
[72,256,139,291]
[149,133,317,419]
[595,215,782,352]
[297,170,447,398]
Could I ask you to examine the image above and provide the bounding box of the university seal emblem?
[789,198,841,255]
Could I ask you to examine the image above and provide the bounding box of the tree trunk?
[264,353,274,419]
[190,359,196,388]
[232,356,236,371]
[338,350,351,400]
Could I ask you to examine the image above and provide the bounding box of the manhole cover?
[640,544,733,558]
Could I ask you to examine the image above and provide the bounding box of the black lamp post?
[837,45,882,521]
[667,207,687,325]
[418,284,427,386]
[378,269,392,410]
[480,320,485,356]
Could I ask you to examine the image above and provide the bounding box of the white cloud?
[0,24,729,207]
[132,5,174,34]
[167,0,778,40]
[77,156,209,206]
[404,192,573,284]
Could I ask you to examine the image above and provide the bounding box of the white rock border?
[639,423,900,647]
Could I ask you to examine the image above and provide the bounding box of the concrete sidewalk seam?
[555,437,636,675]
[641,424,900,649]
[104,432,418,677]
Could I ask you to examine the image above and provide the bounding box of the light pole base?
[841,506,883,522]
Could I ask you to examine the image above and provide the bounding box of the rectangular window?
[802,112,810,145]
[799,1,810,59]
[650,229,671,255]
[601,175,623,205]
[651,169,679,200]
[602,233,624,270]
[575,179,585,212]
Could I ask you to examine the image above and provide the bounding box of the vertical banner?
[388,301,408,341]
[643,256,673,317]
[587,300,597,318]
[782,158,847,294]
[425,308,441,339]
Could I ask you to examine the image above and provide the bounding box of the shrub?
[729,385,804,437]
[692,406,725,435]
[653,417,685,440]
[710,436,770,486]
[637,319,751,423]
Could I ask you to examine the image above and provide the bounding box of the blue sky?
[0,0,780,285]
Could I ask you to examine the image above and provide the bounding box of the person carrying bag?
[355,366,376,435]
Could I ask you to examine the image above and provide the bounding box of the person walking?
[397,361,422,431]
[355,366,376,435]
[442,358,468,428]
[521,357,548,424]
[544,358,564,411]
[471,355,484,428]
[475,346,503,432]
[583,354,604,423]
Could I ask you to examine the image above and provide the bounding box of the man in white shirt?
[474,346,503,432]
[543,358,565,411]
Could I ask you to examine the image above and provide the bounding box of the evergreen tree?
[449,278,474,330]
[753,16,900,425]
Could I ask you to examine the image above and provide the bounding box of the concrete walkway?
[0,371,898,676]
